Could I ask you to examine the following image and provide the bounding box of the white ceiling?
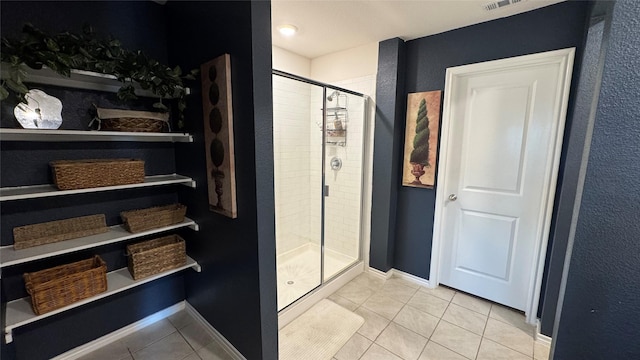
[272,0,565,59]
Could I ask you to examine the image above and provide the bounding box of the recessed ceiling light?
[278,24,298,37]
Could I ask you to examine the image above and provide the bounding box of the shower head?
[327,90,340,101]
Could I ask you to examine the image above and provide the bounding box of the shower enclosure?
[272,71,367,311]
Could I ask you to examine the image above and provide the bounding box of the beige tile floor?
[80,273,551,360]
[328,273,551,360]
[79,310,234,360]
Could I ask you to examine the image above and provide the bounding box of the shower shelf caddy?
[322,92,349,146]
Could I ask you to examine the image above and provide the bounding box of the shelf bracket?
[191,262,202,272]
[188,223,200,231]
[180,180,196,188]
[5,329,13,344]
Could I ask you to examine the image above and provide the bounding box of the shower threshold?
[276,243,357,311]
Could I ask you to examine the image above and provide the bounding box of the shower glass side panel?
[273,75,323,311]
[322,88,364,281]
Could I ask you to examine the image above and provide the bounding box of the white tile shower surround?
[309,273,553,360]
[78,310,234,360]
[277,243,357,310]
[310,86,366,260]
[273,75,317,255]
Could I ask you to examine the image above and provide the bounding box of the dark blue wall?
[0,1,168,63]
[371,0,590,334]
[0,2,186,360]
[539,3,608,336]
[370,38,406,272]
[166,2,277,359]
[553,0,640,359]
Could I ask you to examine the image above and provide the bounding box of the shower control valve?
[330,157,342,171]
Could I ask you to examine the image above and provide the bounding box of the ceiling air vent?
[483,0,527,11]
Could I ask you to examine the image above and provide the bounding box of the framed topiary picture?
[402,90,442,188]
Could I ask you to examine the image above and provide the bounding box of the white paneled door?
[434,49,575,315]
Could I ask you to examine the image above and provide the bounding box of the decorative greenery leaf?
[178,99,186,112]
[82,23,93,35]
[44,38,59,51]
[5,78,29,94]
[0,85,9,100]
[117,84,137,101]
[1,23,197,128]
[153,101,169,111]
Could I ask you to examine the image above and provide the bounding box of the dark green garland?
[1,23,197,128]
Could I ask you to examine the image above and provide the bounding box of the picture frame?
[201,54,238,218]
[402,90,442,188]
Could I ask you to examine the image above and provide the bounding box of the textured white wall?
[272,46,312,78]
[310,42,379,83]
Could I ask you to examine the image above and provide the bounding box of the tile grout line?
[426,295,480,360]
[483,305,536,359]
[475,304,493,359]
[341,276,536,360]
[127,323,179,357]
[351,275,388,360]
[354,337,374,360]
[450,295,492,318]
[356,276,422,359]
[391,303,430,359]
[388,286,432,359]
[175,326,199,356]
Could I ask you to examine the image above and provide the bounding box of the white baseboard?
[185,302,246,360]
[391,268,431,288]
[366,266,393,280]
[278,261,364,329]
[51,302,186,360]
[366,266,431,289]
[535,320,553,344]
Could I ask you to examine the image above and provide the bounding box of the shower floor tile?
[277,243,356,310]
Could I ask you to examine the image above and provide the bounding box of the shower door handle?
[324,185,329,197]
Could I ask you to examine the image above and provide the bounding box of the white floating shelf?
[4,256,201,343]
[0,174,196,202]
[0,217,199,268]
[0,65,190,98]
[0,129,193,143]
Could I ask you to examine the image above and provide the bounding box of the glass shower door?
[273,75,323,311]
[322,88,365,281]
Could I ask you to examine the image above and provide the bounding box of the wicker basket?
[121,204,187,233]
[13,214,108,250]
[50,159,145,190]
[127,235,186,280]
[95,107,170,133]
[24,255,108,315]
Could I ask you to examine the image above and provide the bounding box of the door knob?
[448,194,457,201]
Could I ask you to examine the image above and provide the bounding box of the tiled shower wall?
[273,75,315,255]
[310,75,375,260]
